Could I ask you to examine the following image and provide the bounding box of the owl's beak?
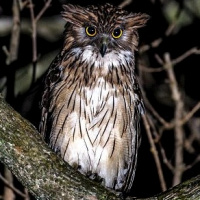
[100,37,108,57]
[100,44,107,57]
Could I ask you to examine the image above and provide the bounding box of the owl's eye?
[112,28,123,39]
[85,26,97,37]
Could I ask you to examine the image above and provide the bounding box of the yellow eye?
[112,28,123,39]
[85,26,97,37]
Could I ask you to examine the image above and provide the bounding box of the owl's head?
[62,4,149,63]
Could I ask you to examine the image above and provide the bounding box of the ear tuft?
[61,4,97,26]
[125,13,150,29]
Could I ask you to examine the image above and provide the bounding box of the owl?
[40,3,149,193]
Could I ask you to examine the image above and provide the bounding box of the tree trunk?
[0,94,199,200]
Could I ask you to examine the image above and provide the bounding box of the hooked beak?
[100,37,109,57]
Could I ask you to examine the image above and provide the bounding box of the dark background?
[0,0,200,199]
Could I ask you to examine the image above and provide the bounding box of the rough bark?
[0,94,200,200]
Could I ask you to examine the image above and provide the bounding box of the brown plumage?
[40,3,149,193]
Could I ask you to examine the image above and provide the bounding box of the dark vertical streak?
[93,125,103,146]
[83,106,87,120]
[79,117,83,138]
[96,150,104,168]
[51,104,66,148]
[110,138,116,158]
[97,109,109,128]
[99,81,103,101]
[67,84,78,108]
[99,114,110,140]
[72,93,77,111]
[83,137,92,168]
[63,138,70,159]
[123,126,138,192]
[86,128,93,146]
[121,116,126,138]
[52,81,65,100]
[72,123,76,142]
[79,86,82,117]
[110,65,114,88]
[113,111,117,129]
[115,67,120,84]
[110,95,115,118]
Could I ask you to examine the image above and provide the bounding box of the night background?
[0,0,200,199]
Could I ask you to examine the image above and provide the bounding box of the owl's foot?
[84,172,104,184]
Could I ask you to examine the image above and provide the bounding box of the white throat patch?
[72,46,134,69]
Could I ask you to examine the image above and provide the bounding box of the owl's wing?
[122,84,145,193]
[39,52,64,143]
[124,102,144,192]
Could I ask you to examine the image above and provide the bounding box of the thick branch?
[0,94,200,199]
[0,94,118,200]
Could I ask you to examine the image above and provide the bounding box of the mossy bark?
[0,94,118,200]
[0,94,199,200]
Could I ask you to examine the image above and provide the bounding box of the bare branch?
[142,114,167,191]
[180,102,200,126]
[172,47,200,65]
[140,47,200,73]
[0,173,26,198]
[3,169,15,200]
[35,0,52,22]
[164,53,185,186]
[118,0,133,8]
[184,155,200,171]
[160,144,174,172]
[5,0,20,65]
[27,0,52,84]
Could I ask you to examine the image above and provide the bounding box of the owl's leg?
[88,173,103,182]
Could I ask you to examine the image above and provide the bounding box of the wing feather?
[39,52,64,142]
[121,97,144,192]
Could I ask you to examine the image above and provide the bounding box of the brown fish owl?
[40,3,149,193]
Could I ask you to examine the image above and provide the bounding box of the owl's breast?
[84,77,111,117]
[49,73,138,190]
[80,77,137,190]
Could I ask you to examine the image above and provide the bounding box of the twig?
[35,0,52,22]
[18,0,29,10]
[140,47,200,73]
[139,37,162,53]
[28,0,52,62]
[28,0,37,63]
[180,102,200,126]
[139,62,165,73]
[140,85,171,128]
[172,47,200,65]
[142,114,167,191]
[24,188,30,200]
[164,52,185,186]
[3,168,15,200]
[118,0,133,8]
[146,112,160,141]
[27,0,52,85]
[160,143,174,172]
[3,0,20,65]
[0,173,26,198]
[162,101,200,131]
[139,11,181,54]
[184,155,200,171]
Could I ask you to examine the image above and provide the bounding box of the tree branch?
[0,94,118,200]
[0,94,200,199]
[164,53,185,186]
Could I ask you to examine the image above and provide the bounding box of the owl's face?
[62,4,149,66]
